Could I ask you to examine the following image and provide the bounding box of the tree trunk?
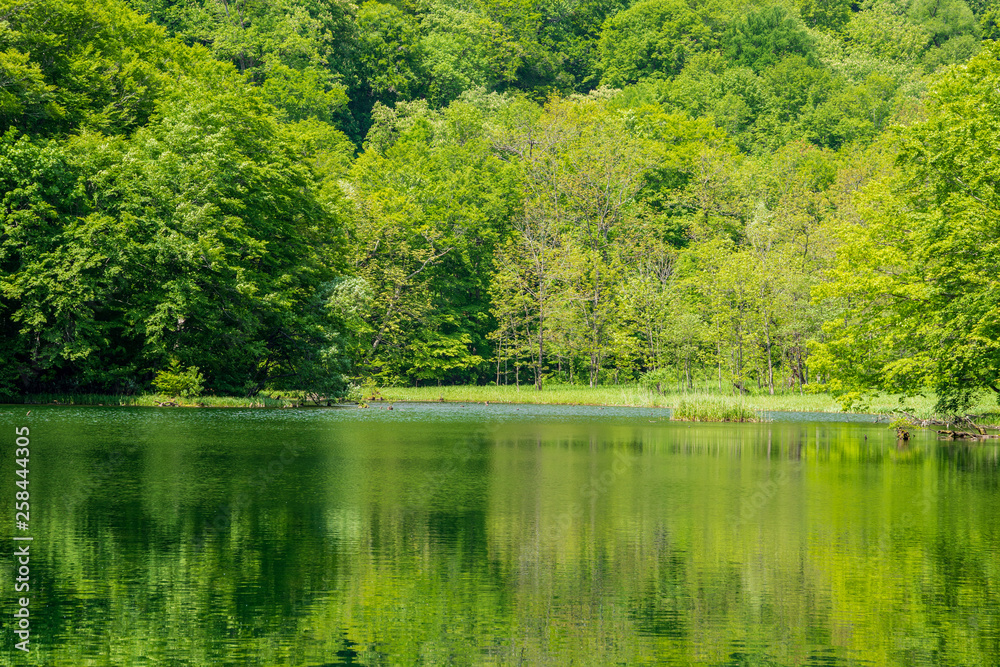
[495,331,502,386]
[718,342,723,392]
[766,341,775,395]
[763,315,775,395]
[536,301,544,391]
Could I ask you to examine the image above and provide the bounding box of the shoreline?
[370,385,1000,423]
[6,385,999,424]
[369,396,857,413]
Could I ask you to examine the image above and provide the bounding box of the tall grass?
[857,394,1000,421]
[672,398,763,422]
[377,383,839,411]
[15,385,998,419]
[375,383,1000,419]
[24,393,142,406]
[20,393,300,408]
[376,383,671,407]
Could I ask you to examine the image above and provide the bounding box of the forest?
[0,0,998,413]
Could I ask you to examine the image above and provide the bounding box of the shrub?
[153,360,205,398]
[638,368,678,394]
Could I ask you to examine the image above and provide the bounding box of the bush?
[153,360,205,398]
[638,368,677,393]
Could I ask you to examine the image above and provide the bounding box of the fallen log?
[959,415,987,435]
[899,411,949,427]
[937,430,1000,440]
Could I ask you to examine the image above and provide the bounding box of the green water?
[1,403,998,666]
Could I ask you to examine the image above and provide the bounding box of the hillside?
[1,0,998,414]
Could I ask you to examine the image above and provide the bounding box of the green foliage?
[812,42,1000,414]
[722,5,818,72]
[152,359,205,397]
[798,0,853,31]
[0,0,184,135]
[908,0,978,47]
[349,94,517,384]
[0,0,352,398]
[979,2,1000,39]
[0,0,989,399]
[489,92,657,388]
[349,0,425,136]
[126,0,352,122]
[420,4,521,105]
[598,0,721,87]
[638,367,678,392]
[844,0,932,64]
[908,0,982,71]
[887,415,915,430]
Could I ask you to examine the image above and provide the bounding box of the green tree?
[812,42,1000,413]
[843,0,931,64]
[0,131,90,395]
[420,3,521,106]
[0,0,186,135]
[349,96,517,384]
[722,5,818,72]
[908,0,978,47]
[152,359,205,397]
[127,0,353,123]
[798,0,853,31]
[489,93,655,388]
[349,1,425,138]
[909,0,981,70]
[598,0,721,87]
[1,68,351,396]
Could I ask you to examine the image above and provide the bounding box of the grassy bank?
[373,384,1000,421]
[12,385,999,423]
[17,393,312,408]
[376,383,832,410]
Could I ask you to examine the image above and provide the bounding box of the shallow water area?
[0,403,997,665]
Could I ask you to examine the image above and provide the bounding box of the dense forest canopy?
[0,0,998,413]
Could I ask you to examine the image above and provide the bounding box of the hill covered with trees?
[1,0,997,413]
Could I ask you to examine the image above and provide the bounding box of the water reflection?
[0,404,997,665]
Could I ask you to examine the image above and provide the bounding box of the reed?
[375,384,1000,419]
[671,398,763,423]
[376,384,838,411]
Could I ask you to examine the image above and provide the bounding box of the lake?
[1,402,998,665]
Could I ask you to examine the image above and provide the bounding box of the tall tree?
[490,93,654,388]
[812,42,1000,413]
[0,0,352,397]
[349,97,517,384]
